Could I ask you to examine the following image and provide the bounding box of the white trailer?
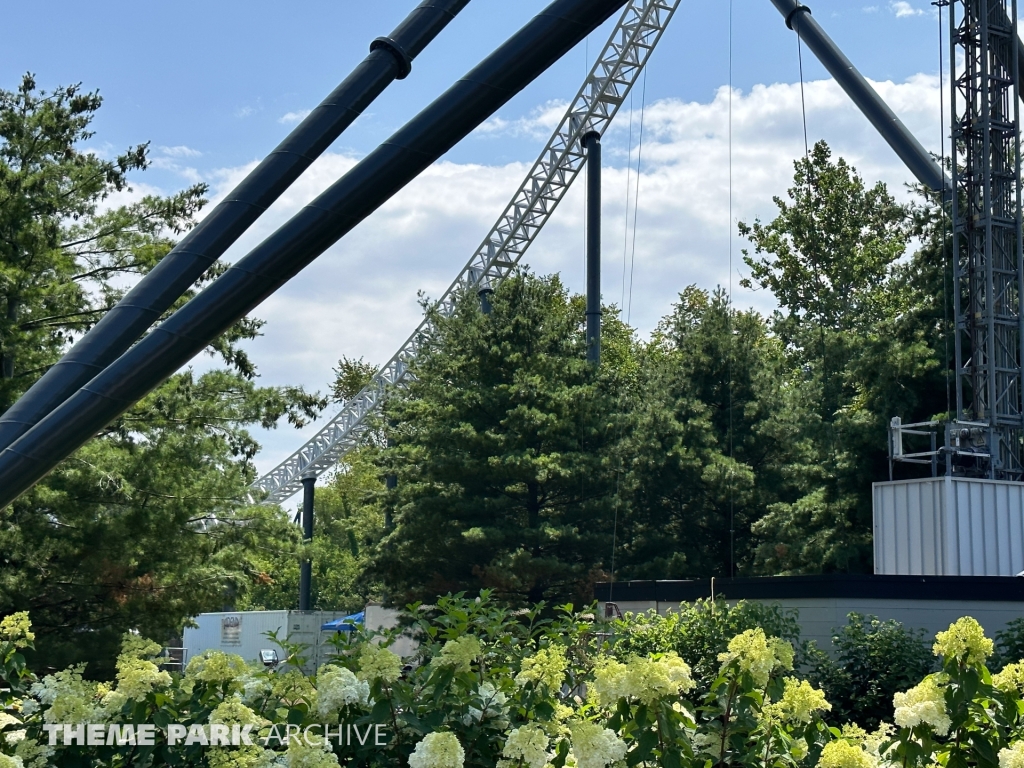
[182,610,348,673]
[182,605,419,673]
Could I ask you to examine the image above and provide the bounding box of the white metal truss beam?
[252,0,679,505]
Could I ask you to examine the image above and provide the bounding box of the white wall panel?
[874,477,1024,576]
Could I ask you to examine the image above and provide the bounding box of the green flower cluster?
[185,650,250,684]
[499,723,549,768]
[1000,742,1024,768]
[761,678,831,725]
[933,616,993,667]
[592,652,694,706]
[568,720,627,768]
[514,645,567,691]
[357,644,403,684]
[435,636,482,674]
[818,739,877,768]
[717,628,794,687]
[0,615,33,649]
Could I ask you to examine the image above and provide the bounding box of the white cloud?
[890,1,924,17]
[165,73,944,488]
[476,100,568,139]
[279,109,312,125]
[158,145,202,158]
[235,106,256,119]
[149,156,203,184]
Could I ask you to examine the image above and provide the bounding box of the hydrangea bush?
[2,597,1024,768]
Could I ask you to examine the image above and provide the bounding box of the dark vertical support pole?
[385,473,397,530]
[584,131,602,366]
[299,473,315,611]
[479,288,494,315]
[385,427,397,530]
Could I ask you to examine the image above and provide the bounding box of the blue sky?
[2,1,949,497]
[3,1,943,180]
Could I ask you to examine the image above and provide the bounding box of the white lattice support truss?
[252,0,679,504]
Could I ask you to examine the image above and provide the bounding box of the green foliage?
[331,356,378,403]
[806,613,933,730]
[610,599,802,697]
[0,76,324,676]
[615,288,793,578]
[0,74,207,409]
[9,603,1015,768]
[992,617,1024,671]
[739,141,942,574]
[374,272,635,606]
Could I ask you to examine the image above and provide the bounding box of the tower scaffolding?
[950,0,1024,479]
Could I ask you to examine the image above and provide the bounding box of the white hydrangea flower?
[1000,742,1024,768]
[893,677,950,736]
[434,637,481,674]
[408,731,465,768]
[501,724,549,768]
[817,739,878,768]
[356,644,403,684]
[238,672,274,706]
[569,721,628,768]
[207,744,278,768]
[0,754,25,768]
[717,629,792,687]
[315,665,370,716]
[29,665,100,724]
[115,655,172,700]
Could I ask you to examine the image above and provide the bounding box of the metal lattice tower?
[951,0,1024,479]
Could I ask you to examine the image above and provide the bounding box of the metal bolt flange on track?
[251,0,679,505]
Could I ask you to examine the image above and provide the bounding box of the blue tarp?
[321,611,364,632]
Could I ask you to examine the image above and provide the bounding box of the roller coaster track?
[252,0,679,504]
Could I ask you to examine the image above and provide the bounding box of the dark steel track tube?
[584,132,602,366]
[0,0,471,453]
[769,0,951,194]
[299,474,315,611]
[0,0,628,507]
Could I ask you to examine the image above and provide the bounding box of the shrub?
[2,600,1023,768]
[993,616,1024,671]
[806,613,934,730]
[610,598,803,696]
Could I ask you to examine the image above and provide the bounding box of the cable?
[627,66,648,325]
[622,90,635,310]
[728,0,736,578]
[797,21,811,161]
[611,57,650,603]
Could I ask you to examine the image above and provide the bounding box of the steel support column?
[584,131,602,366]
[299,474,315,611]
[951,0,1024,479]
